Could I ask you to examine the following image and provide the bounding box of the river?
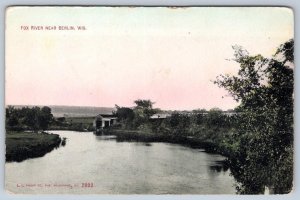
[5,130,237,194]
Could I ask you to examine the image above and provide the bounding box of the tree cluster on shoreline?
[115,100,236,137]
[5,106,65,162]
[6,106,53,132]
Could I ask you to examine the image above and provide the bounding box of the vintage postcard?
[5,6,294,194]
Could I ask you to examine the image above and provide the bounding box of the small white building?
[93,114,117,131]
[150,113,171,120]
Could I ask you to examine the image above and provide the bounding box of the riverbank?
[6,131,62,162]
[48,125,92,132]
[102,128,233,157]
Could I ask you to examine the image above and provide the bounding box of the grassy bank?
[6,131,62,162]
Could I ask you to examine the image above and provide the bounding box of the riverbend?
[5,130,237,194]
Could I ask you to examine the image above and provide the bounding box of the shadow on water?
[95,135,117,141]
[209,160,230,173]
[133,142,152,147]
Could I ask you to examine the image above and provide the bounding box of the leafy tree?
[134,99,154,109]
[39,106,53,130]
[115,105,134,122]
[191,109,207,125]
[206,108,226,128]
[215,39,294,194]
[165,113,191,136]
[134,99,157,119]
[21,107,40,131]
[6,106,19,127]
[169,113,181,127]
[192,108,207,114]
[132,99,157,127]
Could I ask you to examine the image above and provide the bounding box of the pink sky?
[5,7,294,110]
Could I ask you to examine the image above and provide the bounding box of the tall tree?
[134,99,154,109]
[134,99,156,118]
[132,99,157,128]
[215,39,294,194]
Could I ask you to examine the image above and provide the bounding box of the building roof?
[95,114,117,119]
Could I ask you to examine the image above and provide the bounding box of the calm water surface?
[5,131,237,194]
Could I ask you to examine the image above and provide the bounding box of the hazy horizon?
[6,7,294,110]
[6,103,233,111]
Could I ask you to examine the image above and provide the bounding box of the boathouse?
[93,114,117,131]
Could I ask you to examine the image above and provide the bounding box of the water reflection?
[209,160,229,173]
[95,135,117,140]
[134,142,152,147]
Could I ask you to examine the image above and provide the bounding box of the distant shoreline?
[5,105,115,118]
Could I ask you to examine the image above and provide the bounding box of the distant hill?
[8,105,116,117]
